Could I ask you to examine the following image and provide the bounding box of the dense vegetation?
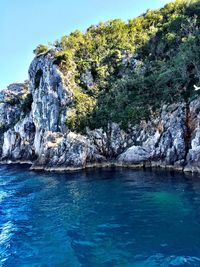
[35,0,200,132]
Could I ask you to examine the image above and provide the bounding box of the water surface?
[1,165,200,266]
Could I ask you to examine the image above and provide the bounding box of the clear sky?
[1,0,172,89]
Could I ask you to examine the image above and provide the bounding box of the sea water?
[0,165,200,266]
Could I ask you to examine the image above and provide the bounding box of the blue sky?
[1,0,172,89]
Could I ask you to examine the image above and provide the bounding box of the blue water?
[1,166,200,266]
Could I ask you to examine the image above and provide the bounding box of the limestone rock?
[29,51,73,134]
[118,145,151,164]
[2,113,35,161]
[117,103,186,168]
[87,123,130,158]
[154,103,186,166]
[1,51,200,173]
[0,82,29,131]
[31,131,91,170]
[184,99,200,172]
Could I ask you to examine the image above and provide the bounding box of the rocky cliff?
[1,51,200,173]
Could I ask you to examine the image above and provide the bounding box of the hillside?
[35,0,200,132]
[1,0,200,172]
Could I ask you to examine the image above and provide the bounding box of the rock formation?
[1,51,200,172]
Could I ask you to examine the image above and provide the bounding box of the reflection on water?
[0,165,200,266]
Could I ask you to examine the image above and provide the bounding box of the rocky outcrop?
[1,51,200,172]
[0,82,29,130]
[2,113,35,162]
[118,103,191,170]
[29,51,73,134]
[0,82,34,160]
[184,99,200,172]
[87,123,130,158]
[28,51,73,157]
[31,131,92,170]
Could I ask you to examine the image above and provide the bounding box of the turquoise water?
[1,165,200,266]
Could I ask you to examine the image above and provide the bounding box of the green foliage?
[33,44,49,56]
[66,88,96,133]
[43,0,200,132]
[54,50,75,71]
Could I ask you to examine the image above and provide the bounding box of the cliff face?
[1,51,200,172]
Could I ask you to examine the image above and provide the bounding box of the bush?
[66,88,96,133]
[33,44,48,56]
[44,0,200,133]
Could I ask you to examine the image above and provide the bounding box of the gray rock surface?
[0,82,29,130]
[2,113,35,161]
[1,51,200,172]
[184,99,200,172]
[29,51,73,133]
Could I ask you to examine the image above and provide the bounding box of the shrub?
[33,44,48,56]
[39,0,200,133]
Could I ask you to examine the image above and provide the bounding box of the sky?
[0,0,172,89]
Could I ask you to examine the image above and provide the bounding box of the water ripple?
[0,166,200,266]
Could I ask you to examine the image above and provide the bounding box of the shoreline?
[0,159,199,175]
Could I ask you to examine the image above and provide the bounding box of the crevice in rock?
[184,102,192,163]
[182,75,198,164]
[34,69,43,89]
[106,124,113,159]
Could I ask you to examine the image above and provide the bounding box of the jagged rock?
[0,82,31,157]
[31,131,92,170]
[29,52,73,133]
[117,103,186,168]
[87,123,130,158]
[117,128,160,164]
[1,51,200,172]
[28,51,73,155]
[0,82,29,131]
[2,113,35,161]
[154,103,186,166]
[184,99,200,172]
